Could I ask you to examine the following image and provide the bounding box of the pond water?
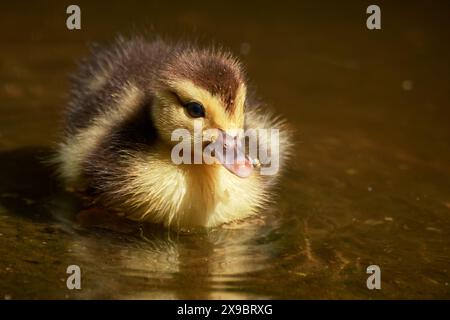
[0,1,449,299]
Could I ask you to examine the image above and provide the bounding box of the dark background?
[0,1,449,299]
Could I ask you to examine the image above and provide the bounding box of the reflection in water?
[0,148,284,299]
[66,199,291,299]
[1,1,450,299]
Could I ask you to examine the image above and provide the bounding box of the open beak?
[204,130,253,178]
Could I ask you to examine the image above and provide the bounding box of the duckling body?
[56,37,292,229]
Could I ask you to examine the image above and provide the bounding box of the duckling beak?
[205,130,254,178]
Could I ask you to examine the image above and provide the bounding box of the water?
[0,1,449,299]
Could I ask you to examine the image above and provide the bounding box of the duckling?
[55,37,293,229]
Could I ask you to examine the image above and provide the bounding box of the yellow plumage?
[54,37,293,229]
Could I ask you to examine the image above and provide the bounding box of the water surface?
[0,1,449,299]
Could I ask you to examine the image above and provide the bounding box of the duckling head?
[149,48,252,176]
[152,48,246,137]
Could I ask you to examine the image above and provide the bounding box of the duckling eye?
[184,102,205,118]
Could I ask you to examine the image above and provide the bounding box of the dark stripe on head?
[163,48,244,113]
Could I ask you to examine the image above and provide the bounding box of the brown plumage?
[54,36,293,229]
[160,47,243,113]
